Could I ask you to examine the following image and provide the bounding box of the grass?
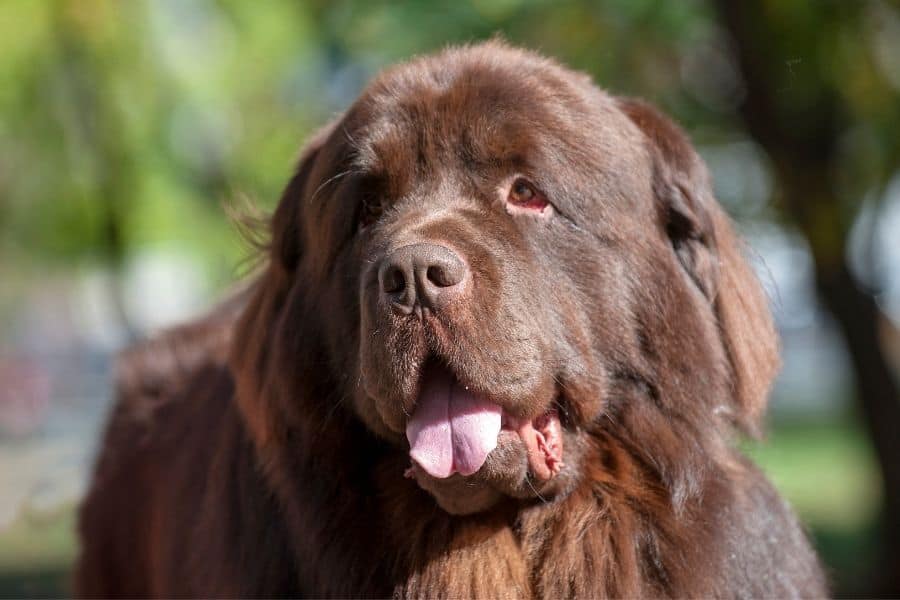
[0,418,883,598]
[744,418,882,531]
[0,504,76,598]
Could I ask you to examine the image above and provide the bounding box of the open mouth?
[405,362,564,481]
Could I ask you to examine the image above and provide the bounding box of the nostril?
[381,265,406,295]
[426,265,454,288]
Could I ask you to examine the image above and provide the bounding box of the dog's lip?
[501,406,565,481]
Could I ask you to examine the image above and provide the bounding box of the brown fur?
[76,42,825,598]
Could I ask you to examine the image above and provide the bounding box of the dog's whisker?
[310,168,357,203]
[524,475,549,505]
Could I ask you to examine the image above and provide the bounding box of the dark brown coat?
[76,42,826,598]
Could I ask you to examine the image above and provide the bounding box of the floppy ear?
[269,123,337,271]
[230,123,336,451]
[618,98,780,434]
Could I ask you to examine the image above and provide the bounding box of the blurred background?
[0,0,898,597]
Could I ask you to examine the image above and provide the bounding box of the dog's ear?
[230,122,337,451]
[618,98,780,434]
[270,123,337,271]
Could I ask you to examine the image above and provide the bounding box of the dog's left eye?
[507,178,549,211]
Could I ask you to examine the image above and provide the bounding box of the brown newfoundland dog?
[76,42,826,598]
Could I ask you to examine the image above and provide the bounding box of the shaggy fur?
[76,42,826,598]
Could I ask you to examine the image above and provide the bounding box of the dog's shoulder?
[92,288,247,479]
[714,453,828,597]
[115,287,247,420]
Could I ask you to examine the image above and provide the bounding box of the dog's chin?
[405,429,532,514]
[408,470,505,515]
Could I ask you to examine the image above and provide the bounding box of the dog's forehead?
[344,50,612,176]
[327,45,654,215]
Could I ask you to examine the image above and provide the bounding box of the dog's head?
[232,43,779,515]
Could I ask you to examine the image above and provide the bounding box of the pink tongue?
[406,366,501,479]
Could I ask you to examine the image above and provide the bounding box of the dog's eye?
[507,178,549,211]
[359,192,383,229]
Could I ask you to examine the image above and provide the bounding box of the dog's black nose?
[378,243,468,314]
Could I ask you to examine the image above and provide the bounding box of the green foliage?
[0,1,324,271]
[0,0,733,276]
[2,1,897,275]
[1,0,892,269]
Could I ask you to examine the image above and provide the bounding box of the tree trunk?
[816,262,900,595]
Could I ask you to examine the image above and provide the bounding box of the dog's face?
[236,44,779,515]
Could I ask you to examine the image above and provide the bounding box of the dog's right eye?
[359,192,383,229]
